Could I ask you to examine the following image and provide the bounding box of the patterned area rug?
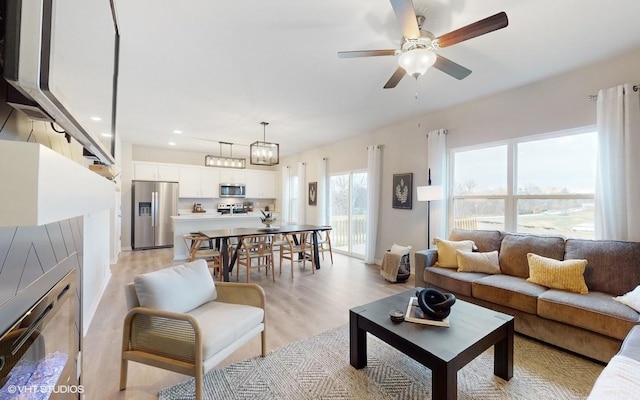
[159,325,604,399]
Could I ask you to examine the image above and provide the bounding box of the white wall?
[83,209,112,336]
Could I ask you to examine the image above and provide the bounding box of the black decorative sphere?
[415,288,456,320]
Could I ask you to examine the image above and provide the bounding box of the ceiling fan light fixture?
[398,48,436,79]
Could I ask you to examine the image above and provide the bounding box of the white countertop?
[172,211,261,220]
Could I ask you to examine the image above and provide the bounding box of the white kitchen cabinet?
[245,170,277,199]
[179,166,219,198]
[218,169,246,184]
[133,162,180,181]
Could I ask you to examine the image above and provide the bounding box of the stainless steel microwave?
[220,183,246,198]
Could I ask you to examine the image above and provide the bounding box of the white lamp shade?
[416,185,443,202]
[398,48,437,78]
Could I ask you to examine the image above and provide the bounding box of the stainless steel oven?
[219,183,246,198]
[0,270,78,399]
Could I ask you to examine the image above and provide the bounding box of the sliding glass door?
[329,171,367,258]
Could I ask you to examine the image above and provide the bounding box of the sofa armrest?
[618,325,640,361]
[215,282,266,311]
[414,249,438,288]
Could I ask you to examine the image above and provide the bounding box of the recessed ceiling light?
[100,133,112,138]
[91,116,102,121]
[168,142,176,146]
[173,130,182,134]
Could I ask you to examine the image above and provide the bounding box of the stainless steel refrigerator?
[132,181,179,249]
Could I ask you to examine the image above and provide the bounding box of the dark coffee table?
[350,288,514,400]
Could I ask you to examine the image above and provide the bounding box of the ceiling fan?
[338,0,508,89]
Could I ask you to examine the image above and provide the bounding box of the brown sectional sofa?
[415,229,640,363]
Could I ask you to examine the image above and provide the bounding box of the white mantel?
[0,141,115,226]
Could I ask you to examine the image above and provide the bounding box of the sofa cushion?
[424,266,488,297]
[188,301,264,360]
[472,274,547,314]
[538,290,639,340]
[565,239,640,296]
[134,259,216,313]
[526,253,589,294]
[499,233,566,278]
[449,229,503,252]
[434,238,475,268]
[457,250,501,274]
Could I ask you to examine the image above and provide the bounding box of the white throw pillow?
[434,238,475,269]
[613,285,640,313]
[390,243,411,257]
[134,259,216,313]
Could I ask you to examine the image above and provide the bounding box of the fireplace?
[0,268,79,399]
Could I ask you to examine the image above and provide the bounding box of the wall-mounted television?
[3,0,119,165]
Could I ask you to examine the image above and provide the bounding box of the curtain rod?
[588,84,639,101]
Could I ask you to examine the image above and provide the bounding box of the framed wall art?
[392,173,412,209]
[308,182,317,206]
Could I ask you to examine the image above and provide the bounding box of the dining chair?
[279,232,314,278]
[183,233,224,280]
[306,229,333,264]
[237,234,275,283]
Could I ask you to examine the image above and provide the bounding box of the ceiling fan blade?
[383,66,406,89]
[433,55,472,80]
[390,0,420,39]
[435,11,508,48]
[338,49,397,58]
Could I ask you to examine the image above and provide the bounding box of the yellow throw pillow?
[434,238,475,269]
[457,250,501,274]
[526,253,589,294]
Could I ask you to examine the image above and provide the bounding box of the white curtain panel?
[297,162,306,224]
[317,157,328,225]
[280,165,291,223]
[427,129,448,246]
[595,84,640,241]
[365,145,381,264]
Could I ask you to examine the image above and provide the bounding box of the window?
[451,128,597,238]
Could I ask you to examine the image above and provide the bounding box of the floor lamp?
[417,171,444,249]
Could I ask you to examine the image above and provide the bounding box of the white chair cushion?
[188,301,265,360]
[134,259,217,313]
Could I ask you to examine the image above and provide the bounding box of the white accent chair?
[120,259,266,400]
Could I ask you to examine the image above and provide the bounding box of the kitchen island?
[171,212,262,260]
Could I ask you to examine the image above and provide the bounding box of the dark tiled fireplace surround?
[0,217,84,398]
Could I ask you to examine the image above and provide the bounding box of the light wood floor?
[82,248,414,399]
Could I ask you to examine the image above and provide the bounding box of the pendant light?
[250,122,279,166]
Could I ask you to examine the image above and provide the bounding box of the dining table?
[198,224,333,281]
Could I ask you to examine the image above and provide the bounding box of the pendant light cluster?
[204,122,280,168]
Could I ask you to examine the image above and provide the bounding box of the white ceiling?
[114,0,640,159]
